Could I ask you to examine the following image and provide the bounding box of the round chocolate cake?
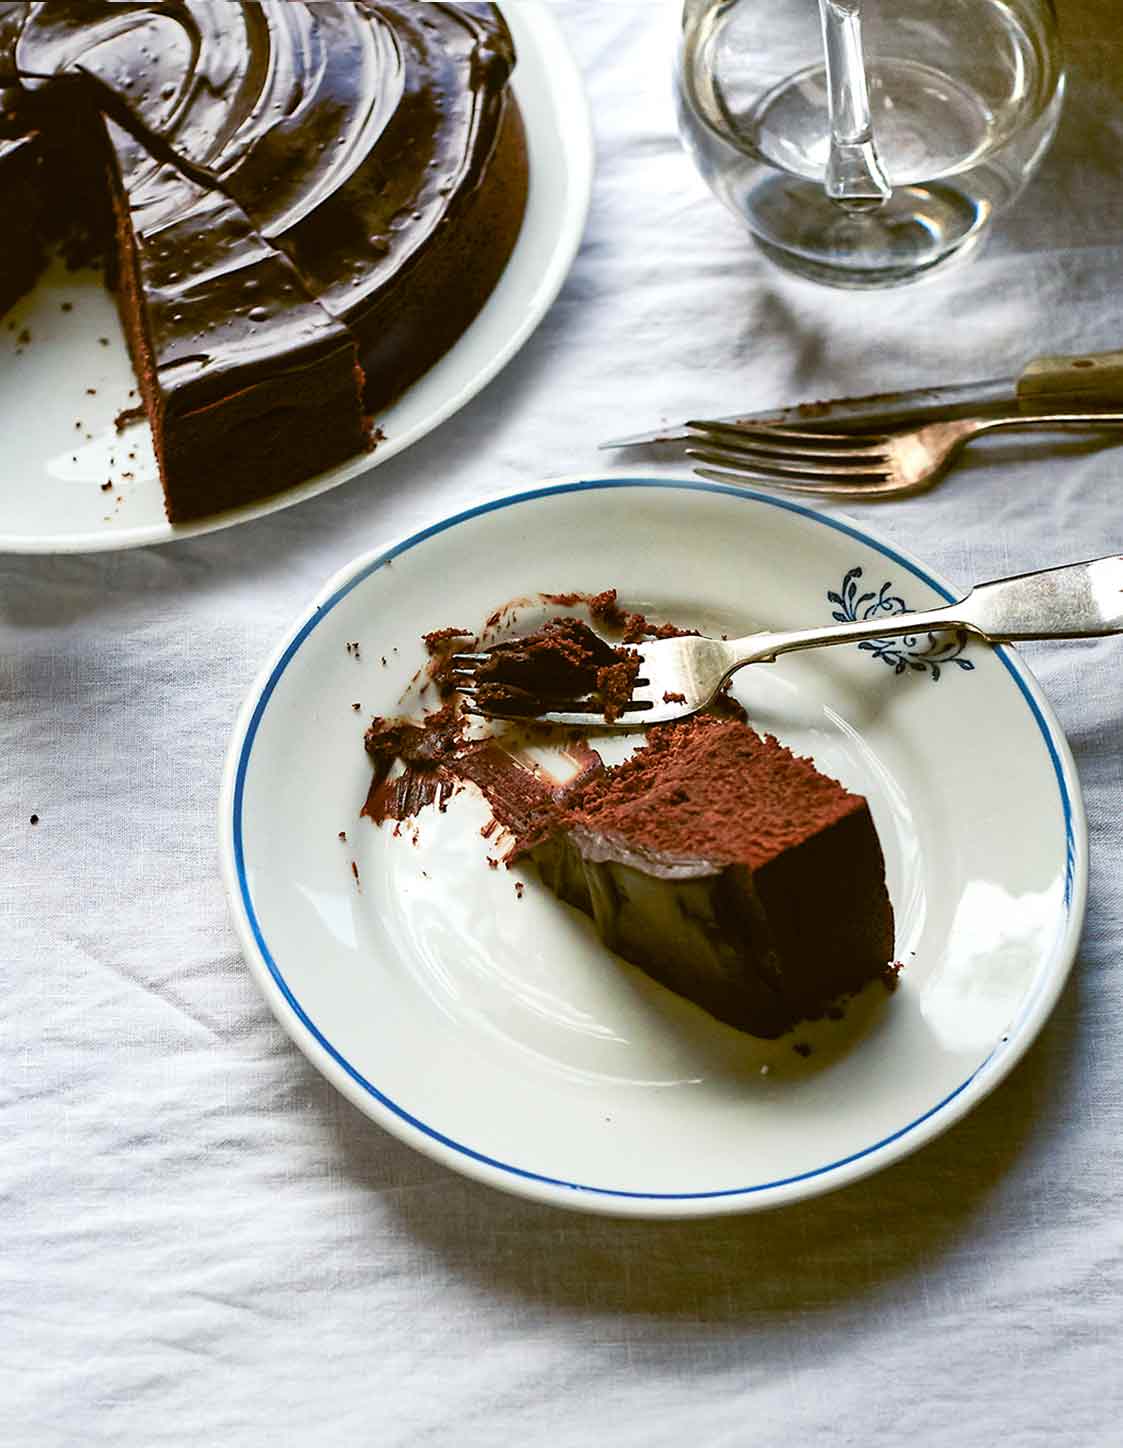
[0,2,528,520]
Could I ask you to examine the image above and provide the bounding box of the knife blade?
[599,376,1018,448]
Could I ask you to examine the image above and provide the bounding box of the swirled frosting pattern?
[0,3,526,517]
[4,2,518,332]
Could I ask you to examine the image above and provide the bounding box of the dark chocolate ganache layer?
[0,2,527,518]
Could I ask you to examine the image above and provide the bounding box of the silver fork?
[452,556,1123,728]
[687,409,1123,498]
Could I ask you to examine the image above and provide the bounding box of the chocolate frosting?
[0,2,519,382]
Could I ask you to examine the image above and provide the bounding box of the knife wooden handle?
[1018,350,1123,406]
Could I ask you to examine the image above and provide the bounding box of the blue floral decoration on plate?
[828,566,974,681]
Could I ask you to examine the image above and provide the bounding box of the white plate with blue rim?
[219,475,1086,1217]
[0,1,591,553]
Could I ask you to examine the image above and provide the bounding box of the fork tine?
[688,419,890,460]
[451,652,490,665]
[688,433,890,466]
[463,698,657,723]
[687,444,892,482]
[691,462,906,498]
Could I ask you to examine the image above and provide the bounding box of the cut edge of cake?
[512,715,897,1038]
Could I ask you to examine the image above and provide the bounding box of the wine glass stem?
[818,0,891,212]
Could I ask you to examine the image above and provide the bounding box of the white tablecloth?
[4,3,1123,1443]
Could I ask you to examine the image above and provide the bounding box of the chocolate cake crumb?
[663,691,686,704]
[514,880,525,899]
[100,481,112,492]
[422,627,478,696]
[29,814,39,825]
[338,830,347,841]
[60,302,72,312]
[380,656,387,666]
[712,686,749,724]
[423,627,472,652]
[351,860,360,886]
[588,588,626,626]
[546,587,701,647]
[86,387,96,395]
[472,617,640,723]
[792,1041,812,1058]
[114,403,146,431]
[98,336,109,346]
[17,327,30,345]
[596,657,640,722]
[487,857,499,869]
[352,703,361,711]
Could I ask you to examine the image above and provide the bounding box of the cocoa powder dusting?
[523,715,863,869]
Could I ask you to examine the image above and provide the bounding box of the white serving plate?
[219,477,1086,1217]
[0,2,592,553]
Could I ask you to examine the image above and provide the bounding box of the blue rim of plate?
[227,477,1081,1203]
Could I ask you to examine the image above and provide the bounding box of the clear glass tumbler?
[675,0,1065,287]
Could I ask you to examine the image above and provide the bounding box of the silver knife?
[599,351,1123,448]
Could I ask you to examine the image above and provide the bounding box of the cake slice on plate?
[513,713,896,1038]
[102,119,370,522]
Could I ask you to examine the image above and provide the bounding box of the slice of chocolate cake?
[512,714,895,1038]
[102,119,370,522]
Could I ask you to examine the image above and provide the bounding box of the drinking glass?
[675,0,1065,287]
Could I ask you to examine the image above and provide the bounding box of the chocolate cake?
[0,130,47,314]
[468,617,641,723]
[0,2,527,521]
[513,715,895,1037]
[360,599,897,1038]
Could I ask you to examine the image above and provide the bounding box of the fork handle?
[735,555,1123,668]
[1018,350,1123,408]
